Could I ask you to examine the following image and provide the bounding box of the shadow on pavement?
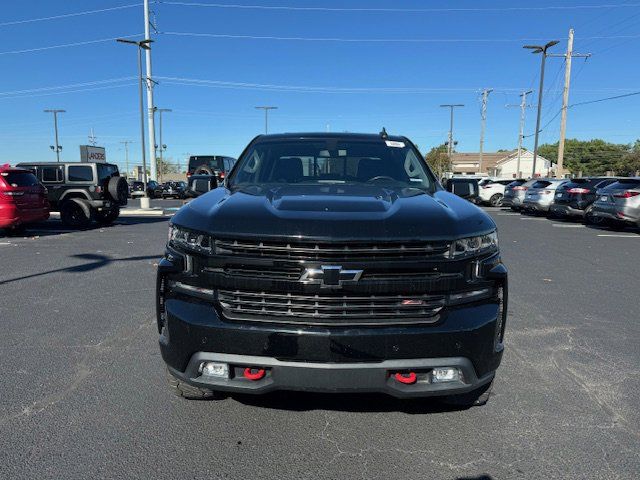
[0,216,170,239]
[230,390,471,415]
[0,253,159,286]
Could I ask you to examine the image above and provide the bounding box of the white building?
[490,150,554,178]
[450,149,554,178]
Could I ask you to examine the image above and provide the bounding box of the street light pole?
[44,109,65,162]
[120,140,133,179]
[524,40,559,178]
[117,38,153,208]
[440,104,464,174]
[255,106,278,134]
[155,108,172,182]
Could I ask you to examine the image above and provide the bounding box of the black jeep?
[157,133,507,406]
[16,162,128,227]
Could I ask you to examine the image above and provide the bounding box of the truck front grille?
[215,239,450,261]
[217,289,444,326]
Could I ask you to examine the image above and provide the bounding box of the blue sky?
[1,0,639,171]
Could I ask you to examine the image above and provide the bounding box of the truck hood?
[172,184,495,241]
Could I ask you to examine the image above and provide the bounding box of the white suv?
[478,179,516,206]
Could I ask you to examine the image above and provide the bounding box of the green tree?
[616,140,640,176]
[538,138,629,175]
[425,144,450,178]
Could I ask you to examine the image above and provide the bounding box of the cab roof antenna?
[379,127,388,139]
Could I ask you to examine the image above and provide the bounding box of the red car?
[0,164,49,232]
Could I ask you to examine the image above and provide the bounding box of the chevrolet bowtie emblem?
[300,265,363,288]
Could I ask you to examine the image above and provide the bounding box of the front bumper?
[159,295,505,398]
[167,353,495,398]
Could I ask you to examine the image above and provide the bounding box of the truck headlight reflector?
[168,224,214,254]
[448,231,498,258]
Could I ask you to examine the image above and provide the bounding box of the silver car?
[590,178,640,228]
[502,179,536,210]
[522,179,569,213]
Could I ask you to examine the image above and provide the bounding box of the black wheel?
[107,176,129,205]
[165,367,225,400]
[440,379,494,408]
[60,198,92,228]
[489,194,503,207]
[584,206,605,226]
[95,207,120,225]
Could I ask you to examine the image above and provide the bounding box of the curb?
[49,210,172,218]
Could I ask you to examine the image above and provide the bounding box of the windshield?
[1,171,39,187]
[188,156,223,172]
[97,164,119,182]
[230,138,435,191]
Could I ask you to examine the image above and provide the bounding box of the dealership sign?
[80,145,106,163]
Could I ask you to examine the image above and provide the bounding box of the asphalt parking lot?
[1,207,638,480]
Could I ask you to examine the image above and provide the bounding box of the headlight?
[168,224,215,255]
[447,231,498,258]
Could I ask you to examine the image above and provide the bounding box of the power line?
[0,83,137,101]
[0,4,140,27]
[161,31,566,44]
[156,76,526,93]
[0,34,142,56]
[524,90,640,138]
[570,90,640,107]
[0,78,136,97]
[161,2,640,13]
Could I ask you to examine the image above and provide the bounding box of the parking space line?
[520,217,547,221]
[597,234,640,238]
[552,224,585,228]
[497,213,520,216]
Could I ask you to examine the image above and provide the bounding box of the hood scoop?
[268,186,396,213]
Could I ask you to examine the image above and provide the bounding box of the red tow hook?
[243,368,266,381]
[394,372,417,385]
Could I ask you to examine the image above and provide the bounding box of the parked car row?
[505,176,640,230]
[129,180,188,199]
[445,174,640,230]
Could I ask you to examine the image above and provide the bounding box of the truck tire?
[440,379,494,408]
[165,367,225,400]
[60,198,92,228]
[195,166,213,175]
[95,207,120,225]
[107,177,129,205]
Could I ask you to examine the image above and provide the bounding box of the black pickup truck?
[157,132,507,407]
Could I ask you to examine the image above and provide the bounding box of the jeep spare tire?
[60,198,92,228]
[108,176,129,205]
[195,166,213,175]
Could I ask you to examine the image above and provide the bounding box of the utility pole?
[44,109,65,162]
[548,28,591,178]
[117,38,153,208]
[478,88,493,174]
[255,106,278,134]
[143,0,158,181]
[155,108,172,182]
[506,90,533,178]
[88,128,97,146]
[120,140,133,179]
[524,40,559,178]
[440,104,464,173]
